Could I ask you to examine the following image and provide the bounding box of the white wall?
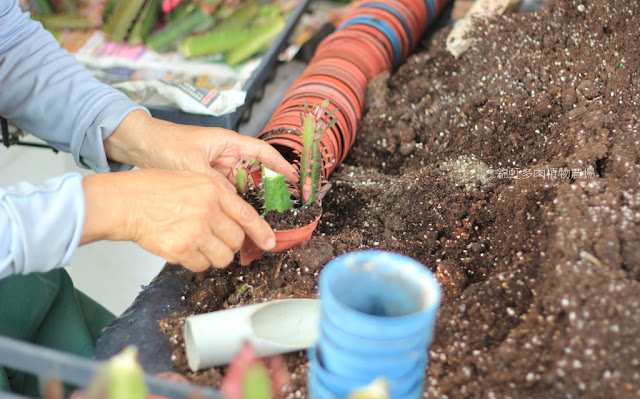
[0,137,165,316]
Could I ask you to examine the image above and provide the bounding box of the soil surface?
[161,0,640,397]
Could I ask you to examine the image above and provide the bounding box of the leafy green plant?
[234,99,336,215]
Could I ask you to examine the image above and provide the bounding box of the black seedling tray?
[147,0,311,130]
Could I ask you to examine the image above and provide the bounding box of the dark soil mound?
[163,0,640,397]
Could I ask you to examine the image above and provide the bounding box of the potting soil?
[161,0,640,397]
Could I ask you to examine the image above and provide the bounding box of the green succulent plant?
[234,99,336,215]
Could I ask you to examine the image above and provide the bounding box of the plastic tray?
[147,0,311,129]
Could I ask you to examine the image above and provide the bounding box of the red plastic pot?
[270,97,351,163]
[261,133,335,177]
[282,88,358,160]
[291,75,364,115]
[355,0,423,49]
[314,34,389,78]
[301,63,368,98]
[332,27,393,73]
[299,65,367,109]
[347,7,410,62]
[239,212,322,265]
[312,39,381,81]
[338,23,395,72]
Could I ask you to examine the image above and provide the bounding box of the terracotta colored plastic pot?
[307,57,372,97]
[347,8,410,62]
[283,88,358,157]
[339,16,403,70]
[291,75,364,115]
[312,41,383,80]
[261,133,335,177]
[301,63,368,98]
[406,0,429,29]
[362,6,412,56]
[239,213,322,265]
[264,117,340,165]
[333,27,393,73]
[311,39,381,81]
[267,113,305,129]
[271,97,351,161]
[286,82,361,122]
[315,29,391,75]
[260,132,304,146]
[357,1,419,48]
[299,63,368,102]
[279,86,358,139]
[362,0,425,47]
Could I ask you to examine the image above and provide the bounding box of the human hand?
[81,168,276,271]
[104,110,297,183]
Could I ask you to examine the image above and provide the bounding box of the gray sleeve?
[0,0,150,172]
[0,173,85,279]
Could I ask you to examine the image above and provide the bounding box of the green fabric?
[0,269,116,397]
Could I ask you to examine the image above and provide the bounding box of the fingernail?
[265,237,276,250]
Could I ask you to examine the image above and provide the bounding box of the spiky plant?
[233,157,260,195]
[297,99,336,206]
[231,99,336,215]
[261,165,295,214]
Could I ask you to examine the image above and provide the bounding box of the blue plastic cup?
[311,250,441,398]
[308,370,339,399]
[319,308,433,356]
[318,250,441,340]
[317,331,423,379]
[309,346,426,398]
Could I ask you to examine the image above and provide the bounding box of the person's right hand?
[80,168,275,271]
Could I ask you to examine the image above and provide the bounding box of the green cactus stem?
[298,99,336,206]
[225,15,285,66]
[178,1,260,58]
[236,169,249,195]
[30,0,54,15]
[102,0,147,43]
[87,346,148,399]
[242,364,273,399]
[35,13,92,30]
[261,166,294,214]
[146,5,214,53]
[128,0,161,45]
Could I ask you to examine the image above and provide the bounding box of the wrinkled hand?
[104,110,297,182]
[81,169,276,271]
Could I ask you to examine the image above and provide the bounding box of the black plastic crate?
[147,0,311,130]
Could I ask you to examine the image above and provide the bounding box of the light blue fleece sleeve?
[0,0,149,173]
[0,173,85,279]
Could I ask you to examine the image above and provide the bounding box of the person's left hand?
[104,110,297,183]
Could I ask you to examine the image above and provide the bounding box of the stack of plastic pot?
[308,250,442,398]
[258,0,452,178]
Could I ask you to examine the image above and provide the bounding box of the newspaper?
[59,30,263,116]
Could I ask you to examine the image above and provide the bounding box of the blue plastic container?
[308,371,339,399]
[310,250,442,398]
[317,332,423,379]
[309,346,425,398]
[318,250,441,339]
[319,309,433,355]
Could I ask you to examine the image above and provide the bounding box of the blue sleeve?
[0,173,85,279]
[0,0,150,173]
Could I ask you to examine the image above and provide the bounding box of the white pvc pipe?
[184,299,320,371]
